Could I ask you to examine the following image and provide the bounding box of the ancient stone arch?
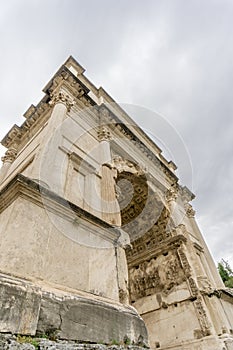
[0,56,232,350]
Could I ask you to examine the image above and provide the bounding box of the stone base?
[0,273,148,347]
[0,333,148,350]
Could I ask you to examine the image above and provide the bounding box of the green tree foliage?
[218,259,233,288]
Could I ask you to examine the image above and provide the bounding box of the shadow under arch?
[112,156,175,243]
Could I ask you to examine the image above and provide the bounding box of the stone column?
[47,91,74,134]
[97,126,121,226]
[33,91,74,195]
[0,148,17,183]
[166,186,180,229]
[97,126,112,164]
[116,229,131,304]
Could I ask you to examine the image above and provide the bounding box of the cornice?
[1,96,50,150]
[1,66,96,152]
[43,65,96,108]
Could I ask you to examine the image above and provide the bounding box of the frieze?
[129,251,186,302]
[179,185,195,202]
[99,105,111,121]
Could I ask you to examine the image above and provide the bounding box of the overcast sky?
[0,0,232,268]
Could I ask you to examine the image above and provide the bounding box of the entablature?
[127,233,187,267]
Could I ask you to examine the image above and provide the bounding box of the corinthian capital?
[185,203,196,218]
[166,187,178,202]
[1,148,17,163]
[98,126,111,141]
[49,92,74,112]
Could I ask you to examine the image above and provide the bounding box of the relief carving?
[111,156,145,176]
[166,186,178,202]
[193,296,211,336]
[185,203,196,218]
[129,252,185,302]
[188,276,199,297]
[177,248,191,277]
[97,126,111,141]
[197,276,213,295]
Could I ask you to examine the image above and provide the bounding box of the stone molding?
[1,99,49,151]
[129,251,187,302]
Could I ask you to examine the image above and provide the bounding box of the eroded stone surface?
[0,274,148,347]
[0,333,148,350]
[37,293,148,346]
[0,275,41,335]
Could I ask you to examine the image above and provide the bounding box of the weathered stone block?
[0,333,149,350]
[0,275,41,335]
[37,293,148,346]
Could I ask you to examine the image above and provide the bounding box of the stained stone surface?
[37,293,148,345]
[0,274,148,347]
[0,275,41,335]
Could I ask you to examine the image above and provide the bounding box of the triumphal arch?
[0,56,232,349]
